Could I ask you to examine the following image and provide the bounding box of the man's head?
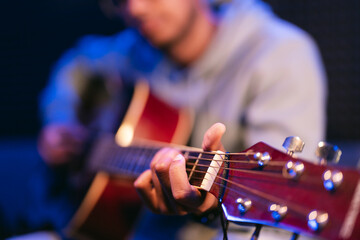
[113,0,211,48]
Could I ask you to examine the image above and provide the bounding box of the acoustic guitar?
[67,82,360,240]
[67,81,193,239]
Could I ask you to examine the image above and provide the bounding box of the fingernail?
[174,154,184,161]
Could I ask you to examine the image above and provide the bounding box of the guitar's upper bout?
[116,80,194,147]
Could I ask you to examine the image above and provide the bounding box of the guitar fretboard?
[86,134,216,188]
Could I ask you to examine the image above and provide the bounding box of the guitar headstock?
[209,138,360,240]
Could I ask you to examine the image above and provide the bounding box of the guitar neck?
[86,134,159,178]
[86,134,216,189]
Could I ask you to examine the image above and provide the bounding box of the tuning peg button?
[269,204,288,221]
[283,161,304,180]
[254,152,271,167]
[316,141,342,165]
[323,170,343,191]
[236,198,252,214]
[283,136,305,156]
[308,210,328,232]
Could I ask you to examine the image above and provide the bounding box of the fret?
[107,146,122,173]
[87,135,215,184]
[143,148,153,171]
[124,147,135,173]
[126,147,135,173]
[129,147,142,174]
[188,152,200,181]
[114,147,124,168]
[113,146,122,163]
[133,147,144,175]
[117,147,129,172]
[124,147,141,175]
[136,147,153,174]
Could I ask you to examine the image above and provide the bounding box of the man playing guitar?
[38,0,326,239]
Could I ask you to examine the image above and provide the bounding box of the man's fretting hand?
[134,123,226,215]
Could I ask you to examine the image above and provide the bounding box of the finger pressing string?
[170,154,203,208]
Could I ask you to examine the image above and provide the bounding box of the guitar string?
[120,146,255,157]
[215,176,310,215]
[101,147,321,217]
[127,148,298,167]
[186,162,285,179]
[98,136,303,164]
[104,154,285,177]
[103,148,320,185]
[207,179,310,220]
[105,159,283,180]
[107,141,299,162]
[187,170,312,216]
[106,148,291,167]
[189,151,255,156]
[186,165,325,203]
[102,150,316,184]
[186,163,324,188]
[100,145,324,220]
[103,158,321,191]
[136,147,301,161]
[186,156,286,166]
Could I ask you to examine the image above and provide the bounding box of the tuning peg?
[283,136,305,156]
[323,169,343,191]
[283,161,304,180]
[307,210,328,232]
[254,152,271,167]
[236,197,252,214]
[269,204,288,221]
[316,141,342,165]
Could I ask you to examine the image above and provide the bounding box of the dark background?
[0,0,122,137]
[0,0,359,237]
[0,0,359,140]
[0,0,360,140]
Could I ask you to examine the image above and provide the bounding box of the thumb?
[202,123,226,152]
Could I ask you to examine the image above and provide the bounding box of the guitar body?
[67,82,193,239]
